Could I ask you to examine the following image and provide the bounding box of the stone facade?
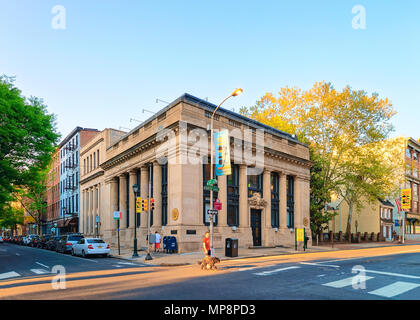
[95,94,312,253]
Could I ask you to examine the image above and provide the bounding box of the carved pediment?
[248,192,267,208]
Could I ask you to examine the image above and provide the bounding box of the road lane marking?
[30,269,49,275]
[300,262,340,268]
[36,262,49,269]
[117,262,136,265]
[15,253,20,256]
[323,276,374,288]
[0,248,7,252]
[368,281,420,298]
[254,266,301,276]
[362,269,420,279]
[236,267,259,272]
[0,271,21,280]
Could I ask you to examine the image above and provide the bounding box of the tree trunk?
[345,202,353,243]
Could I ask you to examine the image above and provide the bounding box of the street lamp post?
[209,88,243,256]
[132,184,139,257]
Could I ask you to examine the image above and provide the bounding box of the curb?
[109,242,419,266]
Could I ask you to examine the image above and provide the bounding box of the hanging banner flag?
[401,189,411,211]
[214,129,231,176]
[136,197,142,213]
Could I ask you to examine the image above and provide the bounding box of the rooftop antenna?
[142,109,155,115]
[130,118,142,123]
[119,126,131,131]
[156,98,170,105]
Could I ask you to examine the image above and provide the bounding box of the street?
[2,243,420,300]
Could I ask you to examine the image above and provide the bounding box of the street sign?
[113,211,121,220]
[214,199,222,211]
[136,197,142,213]
[207,209,218,216]
[401,189,411,211]
[206,179,217,186]
[204,185,219,192]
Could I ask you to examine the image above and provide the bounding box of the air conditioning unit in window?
[274,227,279,232]
[232,226,237,232]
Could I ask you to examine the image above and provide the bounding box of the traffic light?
[142,199,148,212]
[150,198,155,211]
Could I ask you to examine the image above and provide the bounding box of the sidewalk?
[109,240,420,266]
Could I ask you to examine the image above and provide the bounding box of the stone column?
[119,174,127,229]
[239,165,249,227]
[94,186,98,236]
[217,175,228,226]
[280,172,287,229]
[109,177,119,226]
[128,170,137,230]
[294,177,301,228]
[140,165,149,228]
[263,169,272,228]
[89,188,93,235]
[153,162,162,228]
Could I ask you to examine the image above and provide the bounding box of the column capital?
[105,176,118,184]
[128,169,138,176]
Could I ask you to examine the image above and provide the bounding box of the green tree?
[241,82,399,240]
[0,75,59,218]
[0,203,24,233]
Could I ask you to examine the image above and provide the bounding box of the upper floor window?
[406,148,412,158]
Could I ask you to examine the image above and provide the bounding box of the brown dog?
[198,256,221,270]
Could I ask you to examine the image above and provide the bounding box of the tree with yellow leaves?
[241,82,402,240]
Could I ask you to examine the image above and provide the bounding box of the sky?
[1,0,419,141]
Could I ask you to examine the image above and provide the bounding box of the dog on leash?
[198,256,221,270]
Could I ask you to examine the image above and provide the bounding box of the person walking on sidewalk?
[154,231,161,253]
[202,231,211,257]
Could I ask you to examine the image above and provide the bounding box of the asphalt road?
[2,242,420,300]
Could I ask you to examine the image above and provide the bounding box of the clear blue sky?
[1,0,419,141]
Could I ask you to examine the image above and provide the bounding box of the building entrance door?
[251,209,262,246]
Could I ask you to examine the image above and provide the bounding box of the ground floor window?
[286,175,294,228]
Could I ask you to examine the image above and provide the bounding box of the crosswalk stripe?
[30,269,49,275]
[254,266,300,276]
[323,276,374,288]
[0,271,21,280]
[368,281,420,298]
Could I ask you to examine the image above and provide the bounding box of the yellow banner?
[401,189,411,211]
[296,228,304,242]
[136,197,142,213]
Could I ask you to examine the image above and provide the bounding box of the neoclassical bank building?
[80,94,312,253]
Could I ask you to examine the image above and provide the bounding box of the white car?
[72,238,110,258]
[23,234,37,246]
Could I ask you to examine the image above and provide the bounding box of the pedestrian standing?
[155,231,161,253]
[202,231,211,257]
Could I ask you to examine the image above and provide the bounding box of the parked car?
[56,233,84,254]
[46,236,61,251]
[24,234,37,246]
[37,235,51,249]
[72,238,110,258]
[19,235,26,245]
[0,236,3,244]
[29,235,40,247]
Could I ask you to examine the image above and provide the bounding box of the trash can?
[225,238,238,257]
